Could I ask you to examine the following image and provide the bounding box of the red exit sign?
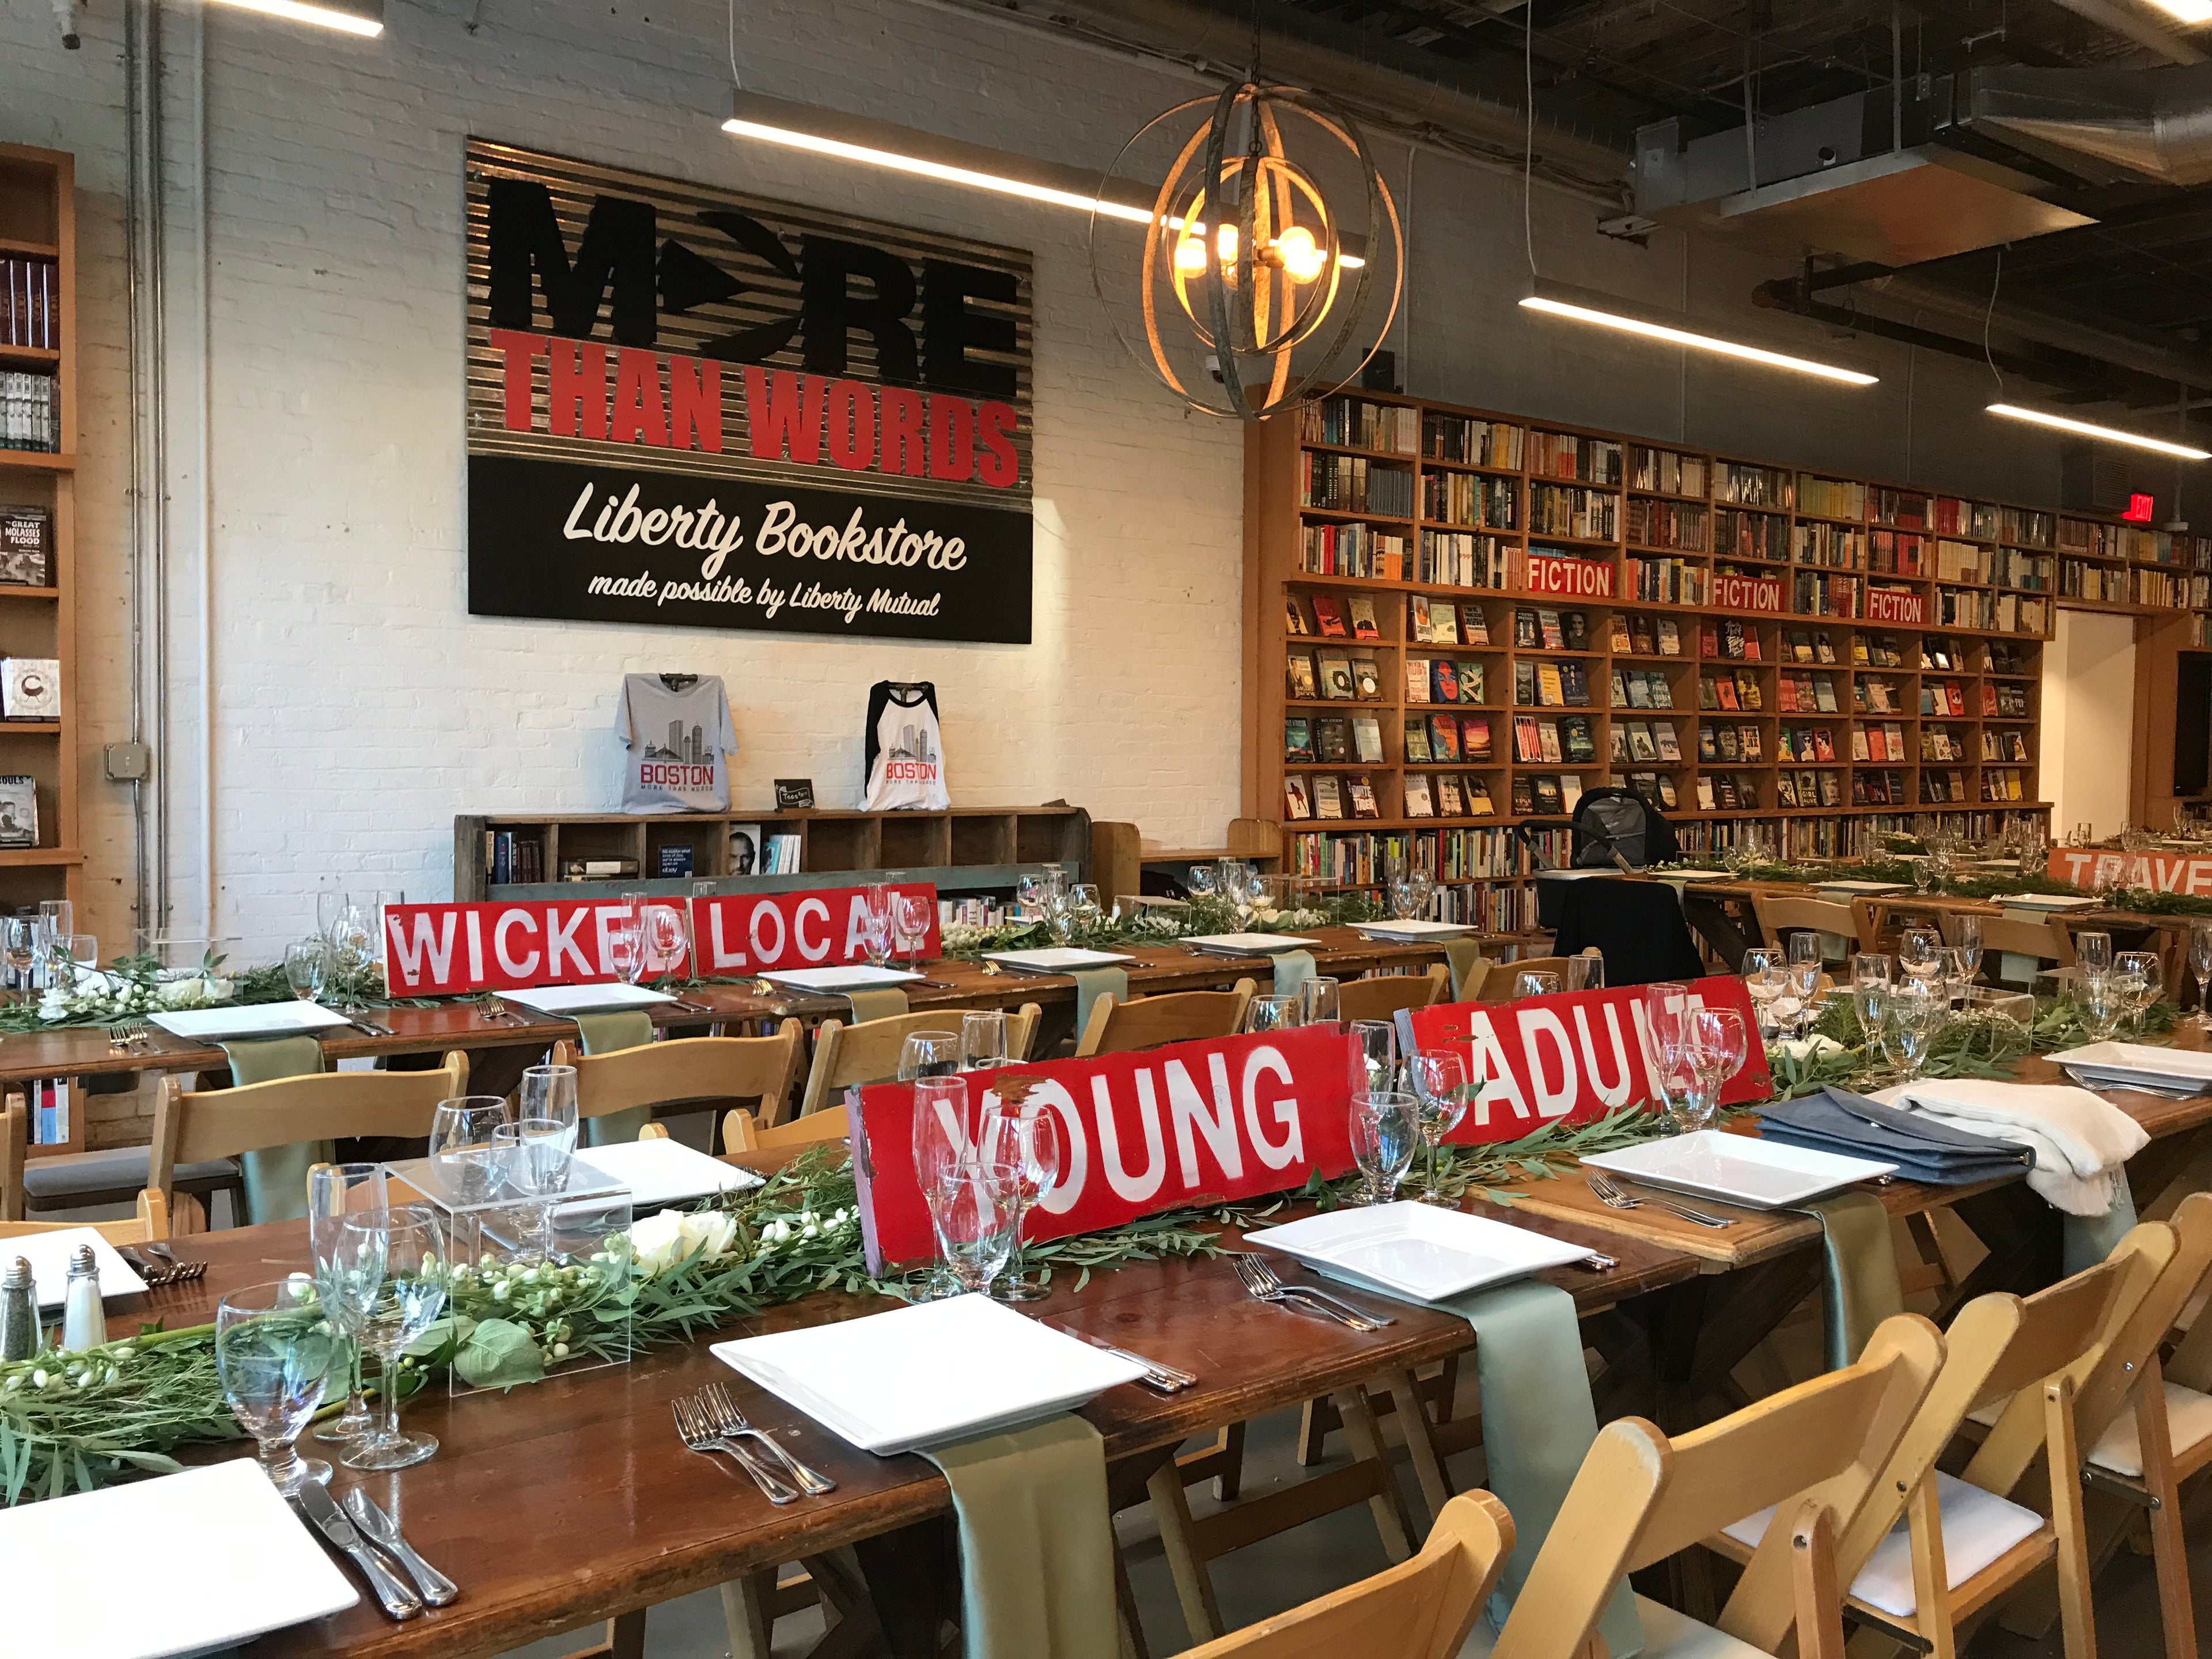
[2123,493,2156,524]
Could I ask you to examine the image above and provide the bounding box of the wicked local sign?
[464,141,1033,643]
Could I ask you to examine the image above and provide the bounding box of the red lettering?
[825,379,876,471]
[881,386,928,477]
[975,401,1020,487]
[926,394,974,482]
[745,366,824,464]
[668,353,722,453]
[489,328,546,431]
[547,339,608,440]
[610,347,669,447]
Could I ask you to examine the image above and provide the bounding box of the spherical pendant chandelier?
[1093,81,1404,421]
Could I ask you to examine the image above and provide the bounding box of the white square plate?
[758,967,925,993]
[147,1001,354,1040]
[1995,894,2104,912]
[0,1460,358,1658]
[980,948,1138,973]
[1656,869,1733,882]
[1581,1130,1896,1209]
[711,1293,1145,1456]
[1182,933,1321,955]
[571,1139,764,1209]
[7,1224,147,1306]
[1813,880,1910,895]
[1351,921,1478,941]
[501,982,676,1013]
[2050,1041,2212,1087]
[1244,1202,1589,1302]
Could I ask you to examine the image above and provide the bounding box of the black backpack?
[1570,786,1679,870]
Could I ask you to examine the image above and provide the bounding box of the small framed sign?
[774,778,816,810]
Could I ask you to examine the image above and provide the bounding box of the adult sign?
[382,898,696,995]
[1395,976,1771,1145]
[848,1027,1359,1271]
[690,883,940,975]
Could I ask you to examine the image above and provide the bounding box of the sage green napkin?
[1069,967,1127,1044]
[916,1414,1118,1659]
[573,1009,656,1149]
[1444,1277,1643,1657]
[846,988,911,1025]
[1441,939,1486,1001]
[220,1034,331,1225]
[1271,948,1317,999]
[1798,1191,1904,1370]
[2063,1176,2140,1277]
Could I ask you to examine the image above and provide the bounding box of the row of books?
[1936,588,2052,636]
[0,256,59,350]
[1422,471,1517,529]
[1775,726,1842,764]
[1627,498,1707,551]
[1283,773,1384,821]
[1512,713,1599,765]
[1512,773,1586,816]
[1425,414,1523,469]
[1868,529,1925,575]
[1870,486,1929,529]
[1403,774,1498,818]
[1933,497,1999,539]
[1989,548,2054,590]
[24,1077,70,1147]
[1777,671,1842,714]
[1774,772,1846,809]
[1406,657,1488,705]
[1408,712,1493,762]
[1511,605,1591,650]
[1292,591,1381,639]
[1981,768,2031,802]
[1286,713,1385,765]
[1300,451,1415,516]
[2059,559,2128,603]
[1615,719,1681,763]
[1,370,59,453]
[1411,594,1494,645]
[1698,669,1767,711]
[1611,667,1676,709]
[1794,522,1863,568]
[1296,521,1409,581]
[1801,476,1868,520]
[1716,507,1790,560]
[1982,728,2033,763]
[1513,657,1593,708]
[1611,612,1687,655]
[1699,722,1769,762]
[1919,726,1977,762]
[1527,430,1622,486]
[1793,571,1859,618]
[2134,569,2212,609]
[2058,519,2154,559]
[1630,555,1703,605]
[486,831,547,885]
[1300,396,1420,453]
[1631,446,1707,497]
[1921,768,1980,804]
[1286,650,1383,701]
[1933,539,1985,582]
[1421,530,1511,589]
[1716,461,1790,508]
[1695,774,1768,810]
[1528,482,1619,540]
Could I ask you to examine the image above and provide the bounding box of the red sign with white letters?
[2053,847,2212,897]
[689,883,940,975]
[1524,551,1615,599]
[1863,585,1926,625]
[849,1026,1360,1271]
[1711,571,1785,614]
[1395,975,1771,1145]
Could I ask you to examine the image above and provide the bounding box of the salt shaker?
[0,1256,36,1362]
[60,1245,102,1353]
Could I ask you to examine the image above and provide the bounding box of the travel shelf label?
[2055,849,2212,896]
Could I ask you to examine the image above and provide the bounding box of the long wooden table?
[122,1185,1692,1658]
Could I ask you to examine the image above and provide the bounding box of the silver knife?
[343,1487,459,1607]
[296,1480,423,1620]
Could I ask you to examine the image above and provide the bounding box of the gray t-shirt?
[618,673,736,813]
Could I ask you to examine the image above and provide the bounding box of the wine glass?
[2076,930,2114,982]
[2,915,33,992]
[307,1161,385,1446]
[1349,1090,1420,1206]
[893,893,934,965]
[1643,981,1698,1130]
[215,1281,337,1495]
[283,940,328,1002]
[1897,926,1942,985]
[1742,948,1785,1037]
[930,1161,1022,1294]
[1854,976,1892,1067]
[1851,952,1892,990]
[494,1117,575,1261]
[1952,914,1984,984]
[315,890,351,944]
[910,1077,974,1301]
[1566,953,1605,993]
[1388,875,1422,921]
[1066,884,1104,934]
[980,1100,1062,1302]
[1408,1051,1476,1205]
[1684,1007,1748,1130]
[899,1030,963,1081]
[960,1009,1010,1070]
[640,903,692,980]
[1300,976,1342,1028]
[1513,970,1562,999]
[328,903,377,1014]
[334,1205,449,1471]
[1185,864,1218,900]
[605,920,643,986]
[429,1096,513,1205]
[2116,950,2162,1037]
[1245,994,1301,1033]
[1349,1020,1399,1093]
[1885,980,1949,1080]
[1784,934,1821,1037]
[520,1065,578,1138]
[2077,970,2129,1043]
[2191,921,2212,1029]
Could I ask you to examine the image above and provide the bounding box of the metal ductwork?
[1965,65,2212,187]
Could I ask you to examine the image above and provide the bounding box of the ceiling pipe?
[1752,278,2124,398]
[2037,0,2206,66]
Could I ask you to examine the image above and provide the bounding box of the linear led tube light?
[2146,1,2212,24]
[1520,281,1877,385]
[206,0,384,34]
[724,91,1365,264]
[1986,402,2211,460]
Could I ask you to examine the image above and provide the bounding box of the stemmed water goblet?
[1300,976,1341,1028]
[1885,980,1949,1080]
[1682,1007,1748,1130]
[1642,981,1699,1132]
[2115,950,2162,1037]
[639,902,692,981]
[1783,934,1821,1037]
[429,1096,514,1206]
[1245,994,1300,1033]
[1952,914,1984,986]
[307,1161,385,1446]
[960,1009,1009,1071]
[910,1075,975,1301]
[333,1205,449,1471]
[2192,921,2212,1030]
[215,1281,338,1495]
[493,1116,576,1261]
[893,892,934,965]
[1349,1019,1399,1093]
[1897,926,1942,986]
[285,939,328,1003]
[1513,970,1562,999]
[2076,930,2114,982]
[980,1093,1062,1302]
[1741,948,1785,1039]
[1185,865,1218,900]
[1349,1090,1420,1206]
[899,1030,962,1081]
[328,903,377,1016]
[521,1064,578,1138]
[1408,1051,1477,1205]
[931,1161,1022,1295]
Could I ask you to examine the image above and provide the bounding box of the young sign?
[381,897,695,995]
[1393,975,1771,1145]
[690,882,939,975]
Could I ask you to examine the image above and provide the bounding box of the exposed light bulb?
[1275,226,1325,282]
[1214,223,1238,265]
[1173,236,1208,274]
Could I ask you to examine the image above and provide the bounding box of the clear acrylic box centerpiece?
[384,1152,636,1393]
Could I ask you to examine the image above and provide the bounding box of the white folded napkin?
[1869,1078,2147,1217]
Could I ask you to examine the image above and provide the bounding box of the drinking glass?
[1938,947,1972,1010]
[1897,926,1943,984]
[215,1281,336,1495]
[1513,970,1562,999]
[1851,952,1893,989]
[960,1009,1010,1070]
[859,887,895,967]
[2076,930,2114,981]
[306,1161,385,1445]
[1683,1006,1748,1130]
[315,890,351,943]
[980,1101,1062,1301]
[1742,948,1786,1039]
[1349,1090,1420,1206]
[283,940,328,1002]
[335,1206,449,1471]
[1245,994,1301,1033]
[2,915,33,991]
[605,921,643,986]
[1350,1019,1399,1093]
[1566,953,1605,993]
[429,1096,512,1206]
[1387,876,1423,921]
[2192,921,2212,1029]
[2078,971,2129,1042]
[1185,865,1218,899]
[1784,934,1822,1036]
[1408,1051,1476,1205]
[640,902,692,980]
[893,892,934,964]
[910,1077,974,1301]
[493,1116,576,1261]
[930,1161,1021,1294]
[899,1029,963,1082]
[62,934,96,976]
[1952,914,1984,983]
[1066,884,1104,933]
[1854,977,1891,1065]
[328,903,377,1013]
[1885,981,1948,1080]
[1300,976,1341,1028]
[520,1065,578,1138]
[2116,950,2162,1036]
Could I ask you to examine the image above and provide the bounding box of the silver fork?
[672,1396,798,1505]
[1230,1253,1389,1331]
[697,1382,835,1495]
[1585,1171,1736,1229]
[105,1024,143,1053]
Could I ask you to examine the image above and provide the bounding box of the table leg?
[1332,1382,1416,1562]
[1936,1187,2061,1320]
[850,1517,958,1659]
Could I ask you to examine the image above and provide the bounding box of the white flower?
[627,1209,692,1276]
[285,1272,316,1301]
[1771,1035,1847,1063]
[490,1281,510,1301]
[676,1210,738,1263]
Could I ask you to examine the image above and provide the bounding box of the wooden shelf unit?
[1243,391,2099,929]
[0,143,81,922]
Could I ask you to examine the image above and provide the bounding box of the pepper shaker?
[0,1256,37,1362]
[60,1244,103,1352]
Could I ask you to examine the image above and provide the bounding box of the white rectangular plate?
[1813,880,1910,895]
[571,1138,764,1209]
[759,966,925,992]
[147,1001,353,1039]
[1581,1130,1896,1209]
[1995,894,2103,911]
[502,982,676,1013]
[1656,869,1733,882]
[1351,921,1477,941]
[1182,933,1321,955]
[2050,1041,2212,1086]
[712,1293,1145,1456]
[980,948,1138,973]
[0,1460,358,1658]
[8,1224,147,1306]
[1244,1202,1589,1302]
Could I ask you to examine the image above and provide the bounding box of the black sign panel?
[468,453,1033,643]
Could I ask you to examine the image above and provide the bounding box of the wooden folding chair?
[1471,951,1595,1002]
[797,1005,1042,1119]
[1941,908,2075,987]
[1179,1491,1513,1659]
[1076,981,1256,1057]
[1337,965,1450,1024]
[1752,893,1861,961]
[0,1185,170,1245]
[721,1104,851,1154]
[149,1051,470,1219]
[1710,1224,2171,1659]
[552,1022,804,1145]
[1491,1313,1946,1659]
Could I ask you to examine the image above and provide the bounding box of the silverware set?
[476,996,528,1025]
[338,1012,396,1037]
[119,1243,205,1286]
[105,1024,153,1054]
[1230,1252,1393,1332]
[672,1381,835,1505]
[1585,1171,1737,1229]
[1059,1328,1196,1392]
[293,1480,456,1621]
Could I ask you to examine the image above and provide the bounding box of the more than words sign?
[1393,975,1771,1144]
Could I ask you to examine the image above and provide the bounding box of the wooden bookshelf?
[0,143,80,923]
[1241,389,2120,928]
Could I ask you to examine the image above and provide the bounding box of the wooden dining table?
[121,1164,1692,1659]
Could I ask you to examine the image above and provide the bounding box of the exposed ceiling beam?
[2039,0,2207,65]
